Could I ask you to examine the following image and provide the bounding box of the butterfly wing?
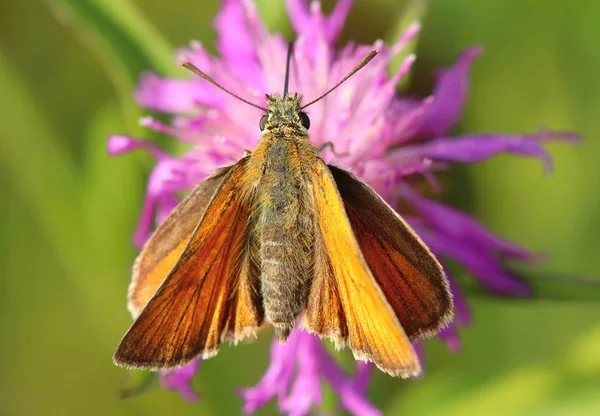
[303,160,421,377]
[128,165,232,316]
[328,165,453,341]
[114,157,263,370]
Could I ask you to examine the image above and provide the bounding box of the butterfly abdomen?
[255,138,315,341]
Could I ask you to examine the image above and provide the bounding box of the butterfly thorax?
[249,94,317,341]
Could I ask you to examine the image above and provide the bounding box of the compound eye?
[259,114,268,131]
[299,112,310,130]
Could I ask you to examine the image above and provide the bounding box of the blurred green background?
[1,0,599,415]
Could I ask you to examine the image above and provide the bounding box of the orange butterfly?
[114,46,453,378]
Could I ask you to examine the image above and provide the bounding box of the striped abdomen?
[257,140,315,341]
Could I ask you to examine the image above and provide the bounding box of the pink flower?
[160,358,201,402]
[108,0,578,414]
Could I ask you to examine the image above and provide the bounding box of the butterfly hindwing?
[328,165,453,341]
[303,160,421,377]
[114,157,264,370]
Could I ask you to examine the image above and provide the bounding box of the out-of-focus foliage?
[0,0,599,415]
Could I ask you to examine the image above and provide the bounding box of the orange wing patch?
[329,165,452,341]
[128,166,232,317]
[303,160,420,378]
[114,158,263,370]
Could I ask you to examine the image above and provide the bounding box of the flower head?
[108,0,578,414]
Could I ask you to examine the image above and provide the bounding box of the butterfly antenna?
[182,62,268,111]
[283,41,293,97]
[301,50,378,109]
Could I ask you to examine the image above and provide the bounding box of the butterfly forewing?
[303,160,421,378]
[128,166,233,316]
[328,165,453,341]
[114,157,264,370]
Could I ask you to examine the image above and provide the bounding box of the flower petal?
[390,131,580,172]
[415,226,532,296]
[214,0,266,88]
[285,0,353,44]
[135,72,221,113]
[406,190,536,261]
[438,325,462,352]
[447,272,472,326]
[241,330,379,415]
[415,46,482,138]
[132,154,210,247]
[320,352,381,416]
[239,332,299,413]
[436,272,471,351]
[215,0,256,62]
[279,333,323,415]
[107,135,166,160]
[160,358,202,402]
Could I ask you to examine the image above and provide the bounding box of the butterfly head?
[259,93,310,132]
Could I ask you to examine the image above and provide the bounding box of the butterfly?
[113,44,453,378]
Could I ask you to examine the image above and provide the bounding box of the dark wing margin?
[328,164,453,341]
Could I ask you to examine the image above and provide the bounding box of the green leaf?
[0,54,135,338]
[46,0,178,132]
[51,0,175,78]
[80,102,146,271]
[0,54,82,277]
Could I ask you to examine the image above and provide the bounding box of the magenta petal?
[385,96,435,145]
[160,358,202,402]
[392,131,579,172]
[286,0,352,45]
[438,325,462,352]
[416,46,482,138]
[132,190,157,248]
[215,0,259,67]
[107,135,167,160]
[132,156,203,247]
[435,271,471,352]
[413,343,425,376]
[416,226,532,296]
[241,330,379,416]
[279,333,323,415]
[447,272,471,326]
[406,191,535,261]
[322,0,353,41]
[139,116,180,137]
[135,73,220,113]
[352,361,373,393]
[319,353,381,416]
[284,0,311,36]
[239,333,299,413]
[286,0,353,43]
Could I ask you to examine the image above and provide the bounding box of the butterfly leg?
[317,142,347,157]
